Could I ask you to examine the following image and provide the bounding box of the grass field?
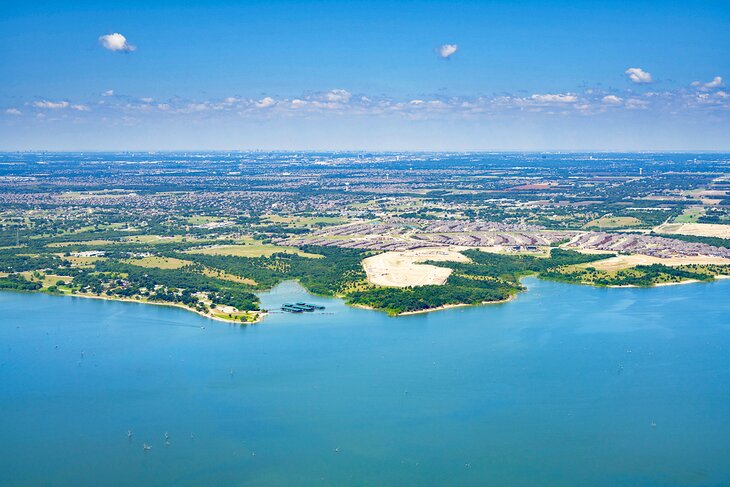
[583,216,643,229]
[187,215,223,225]
[61,255,107,266]
[47,239,116,247]
[122,235,187,244]
[122,256,193,269]
[188,244,322,258]
[261,215,347,227]
[673,207,705,223]
[200,267,257,286]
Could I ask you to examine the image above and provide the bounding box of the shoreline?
[349,293,517,317]
[397,293,518,316]
[3,272,728,324]
[55,291,265,325]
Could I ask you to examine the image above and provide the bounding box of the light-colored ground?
[585,254,730,271]
[654,222,730,239]
[362,247,470,287]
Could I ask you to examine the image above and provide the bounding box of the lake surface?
[2,278,730,486]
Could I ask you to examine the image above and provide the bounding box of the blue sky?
[1,0,729,150]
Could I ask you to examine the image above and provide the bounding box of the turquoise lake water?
[1,278,730,486]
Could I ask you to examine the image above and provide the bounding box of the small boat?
[143,443,152,451]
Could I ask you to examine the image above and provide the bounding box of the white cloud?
[530,93,578,103]
[625,67,653,84]
[33,100,70,109]
[72,104,90,111]
[224,96,241,104]
[99,33,135,52]
[255,97,276,108]
[5,108,22,116]
[438,44,458,59]
[602,95,623,104]
[693,76,724,89]
[102,90,115,97]
[325,89,352,103]
[625,98,649,109]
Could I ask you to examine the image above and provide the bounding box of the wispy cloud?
[529,93,578,103]
[692,76,724,89]
[99,33,135,52]
[438,44,458,59]
[5,108,22,116]
[625,67,653,84]
[325,89,352,103]
[602,95,623,104]
[102,90,115,97]
[33,100,70,109]
[19,82,730,125]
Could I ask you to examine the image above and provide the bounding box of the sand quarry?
[362,247,471,287]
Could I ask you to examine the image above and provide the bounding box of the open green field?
[261,215,347,227]
[47,239,116,247]
[673,207,705,223]
[188,243,322,258]
[121,256,193,269]
[583,216,643,229]
[187,215,223,225]
[122,235,187,244]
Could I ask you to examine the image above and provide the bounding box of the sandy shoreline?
[350,293,517,316]
[398,293,517,315]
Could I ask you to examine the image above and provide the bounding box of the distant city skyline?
[1,0,729,150]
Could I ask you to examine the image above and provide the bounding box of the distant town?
[1,152,729,319]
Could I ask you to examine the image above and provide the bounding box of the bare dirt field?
[654,223,730,239]
[586,254,730,271]
[362,247,470,287]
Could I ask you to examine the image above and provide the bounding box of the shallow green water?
[2,278,730,486]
